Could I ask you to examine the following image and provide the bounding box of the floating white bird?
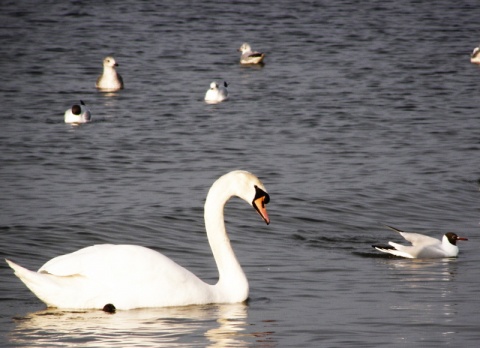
[96,56,124,91]
[471,46,480,64]
[372,225,468,259]
[64,100,91,124]
[6,170,270,310]
[238,43,265,65]
[204,81,229,104]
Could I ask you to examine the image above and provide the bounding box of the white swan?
[96,56,124,91]
[6,170,270,310]
[64,100,91,124]
[204,81,229,104]
[238,43,265,65]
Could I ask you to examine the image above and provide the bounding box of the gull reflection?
[9,303,255,347]
[381,257,457,284]
[379,257,460,342]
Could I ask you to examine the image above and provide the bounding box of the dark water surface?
[1,0,480,346]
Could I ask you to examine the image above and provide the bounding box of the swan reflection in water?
[9,303,274,347]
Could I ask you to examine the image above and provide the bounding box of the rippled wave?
[1,0,480,346]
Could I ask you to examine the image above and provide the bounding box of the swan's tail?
[6,259,114,309]
[6,259,60,307]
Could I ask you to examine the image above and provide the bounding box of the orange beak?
[253,196,270,225]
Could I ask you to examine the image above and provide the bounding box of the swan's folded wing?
[38,244,116,276]
[39,244,193,281]
[38,244,202,291]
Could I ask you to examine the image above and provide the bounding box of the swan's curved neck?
[204,181,248,302]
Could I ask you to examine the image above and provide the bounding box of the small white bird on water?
[471,45,480,65]
[5,170,270,310]
[372,225,468,259]
[238,43,265,65]
[204,81,229,104]
[96,56,124,91]
[64,100,91,124]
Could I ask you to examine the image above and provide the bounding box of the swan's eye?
[263,193,270,205]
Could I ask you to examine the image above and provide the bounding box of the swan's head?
[103,56,119,68]
[225,170,270,225]
[238,43,252,53]
[210,82,218,90]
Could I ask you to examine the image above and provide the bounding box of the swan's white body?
[373,225,468,259]
[64,100,91,124]
[96,56,124,91]
[238,43,265,65]
[204,81,229,104]
[6,170,270,310]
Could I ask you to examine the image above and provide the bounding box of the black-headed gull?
[204,81,228,104]
[64,100,91,124]
[96,56,124,91]
[372,225,468,259]
[238,43,265,65]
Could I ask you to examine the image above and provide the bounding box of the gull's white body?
[64,101,91,124]
[373,225,467,259]
[6,170,270,310]
[96,56,124,91]
[238,43,265,65]
[204,81,228,104]
[471,46,480,64]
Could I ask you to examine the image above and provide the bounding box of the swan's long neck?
[204,179,248,302]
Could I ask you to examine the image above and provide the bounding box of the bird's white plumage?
[6,170,270,310]
[471,46,480,64]
[204,81,228,104]
[96,56,124,91]
[64,101,91,124]
[373,225,467,259]
[238,43,265,65]
[395,231,441,247]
